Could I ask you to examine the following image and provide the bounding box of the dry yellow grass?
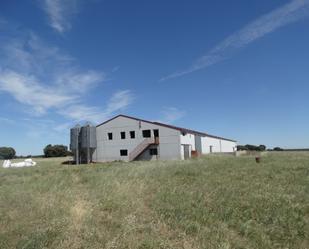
[0,152,308,249]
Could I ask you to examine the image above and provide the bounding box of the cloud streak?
[0,33,104,115]
[159,107,186,124]
[0,32,134,125]
[0,70,76,115]
[160,0,309,81]
[41,0,79,33]
[59,90,134,124]
[0,117,16,125]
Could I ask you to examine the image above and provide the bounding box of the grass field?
[0,152,308,249]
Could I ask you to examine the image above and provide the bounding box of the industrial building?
[70,114,237,163]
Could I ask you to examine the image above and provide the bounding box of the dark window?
[121,132,126,139]
[108,133,113,140]
[120,150,128,156]
[153,129,159,137]
[149,148,158,155]
[142,130,151,138]
[130,131,135,139]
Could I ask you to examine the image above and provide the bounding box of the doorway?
[153,129,159,137]
[183,145,191,160]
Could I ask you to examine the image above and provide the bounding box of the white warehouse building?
[90,114,237,162]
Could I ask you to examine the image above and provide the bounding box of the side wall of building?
[94,116,182,162]
[201,136,237,154]
[136,145,159,161]
[220,139,237,153]
[180,133,196,159]
[194,135,203,154]
[180,133,196,150]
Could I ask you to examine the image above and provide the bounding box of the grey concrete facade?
[93,115,237,162]
[94,115,181,162]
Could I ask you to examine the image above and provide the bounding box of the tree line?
[237,144,284,151]
[0,145,71,159]
[1,143,287,159]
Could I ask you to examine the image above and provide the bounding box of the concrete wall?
[179,133,196,159]
[136,145,159,161]
[93,115,236,161]
[201,136,237,154]
[220,139,237,153]
[94,116,181,162]
[180,133,196,150]
[195,135,202,154]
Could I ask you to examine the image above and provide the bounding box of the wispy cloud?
[111,66,120,73]
[40,0,79,33]
[0,70,76,115]
[0,117,16,125]
[0,31,134,126]
[1,33,74,75]
[104,90,134,115]
[160,0,309,81]
[55,70,104,93]
[59,90,134,124]
[0,33,104,115]
[0,17,7,28]
[159,107,186,124]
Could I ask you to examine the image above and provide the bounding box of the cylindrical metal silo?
[80,125,97,163]
[80,126,88,149]
[70,125,80,150]
[89,126,97,148]
[70,125,81,164]
[80,125,97,149]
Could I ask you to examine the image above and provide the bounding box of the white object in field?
[2,160,11,168]
[2,159,37,168]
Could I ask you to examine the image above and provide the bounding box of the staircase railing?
[129,138,156,161]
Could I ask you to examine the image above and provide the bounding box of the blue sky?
[0,0,309,155]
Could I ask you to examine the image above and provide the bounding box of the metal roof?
[96,114,237,142]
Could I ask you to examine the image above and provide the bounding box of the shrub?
[258,145,266,151]
[245,144,259,151]
[0,147,16,159]
[237,144,267,151]
[237,145,247,151]
[43,144,69,158]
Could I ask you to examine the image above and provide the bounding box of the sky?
[0,0,309,155]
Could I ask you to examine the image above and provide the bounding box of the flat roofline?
[96,114,237,142]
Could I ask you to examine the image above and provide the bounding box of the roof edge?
[96,114,237,142]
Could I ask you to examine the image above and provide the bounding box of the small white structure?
[2,158,37,168]
[91,115,237,162]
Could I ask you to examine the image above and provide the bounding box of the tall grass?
[0,152,308,249]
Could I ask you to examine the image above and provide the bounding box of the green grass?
[0,152,308,249]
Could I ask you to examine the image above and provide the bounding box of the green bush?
[258,145,266,151]
[237,144,266,151]
[237,145,247,151]
[0,147,16,159]
[43,144,69,158]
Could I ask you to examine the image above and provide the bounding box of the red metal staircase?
[129,138,159,161]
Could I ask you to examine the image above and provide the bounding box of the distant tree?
[245,144,259,151]
[273,147,284,151]
[66,150,74,156]
[237,145,247,151]
[258,145,267,151]
[43,144,69,158]
[237,144,267,151]
[0,147,16,159]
